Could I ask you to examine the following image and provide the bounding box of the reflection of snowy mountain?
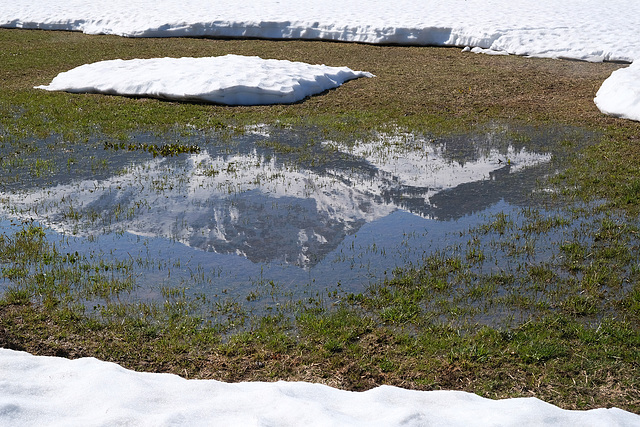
[324,133,552,219]
[0,132,551,267]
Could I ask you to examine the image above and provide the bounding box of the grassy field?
[1,28,640,413]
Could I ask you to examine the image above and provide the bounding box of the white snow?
[1,349,638,427]
[34,55,374,105]
[594,61,640,121]
[1,0,637,116]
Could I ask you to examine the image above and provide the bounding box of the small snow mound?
[594,61,640,122]
[35,55,374,105]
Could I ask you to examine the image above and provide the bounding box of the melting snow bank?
[2,0,639,62]
[34,55,374,105]
[1,349,638,427]
[594,61,640,122]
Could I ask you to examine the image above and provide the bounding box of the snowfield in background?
[1,0,638,62]
[1,349,638,427]
[2,0,639,118]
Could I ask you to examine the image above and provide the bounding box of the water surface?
[0,124,588,307]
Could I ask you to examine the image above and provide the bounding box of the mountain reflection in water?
[0,128,553,271]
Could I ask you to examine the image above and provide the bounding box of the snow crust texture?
[1,349,638,427]
[35,55,374,105]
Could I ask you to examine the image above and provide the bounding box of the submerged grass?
[1,28,640,413]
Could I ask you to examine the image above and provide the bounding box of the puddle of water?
[0,124,590,310]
